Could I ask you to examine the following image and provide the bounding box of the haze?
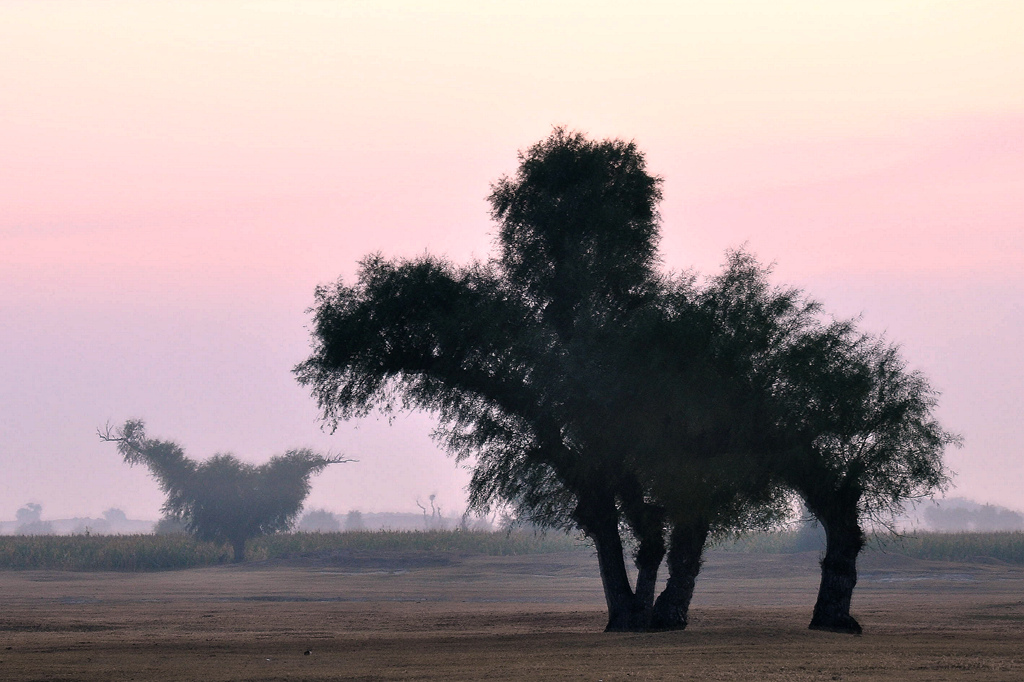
[2,1,1022,521]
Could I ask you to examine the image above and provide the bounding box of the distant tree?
[344,510,366,532]
[924,501,1023,532]
[15,502,54,535]
[974,505,1024,531]
[298,508,342,533]
[100,420,346,561]
[102,508,128,524]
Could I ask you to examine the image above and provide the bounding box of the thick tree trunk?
[619,482,667,631]
[231,537,247,563]
[650,519,709,630]
[809,514,864,634]
[574,492,655,632]
[591,520,643,631]
[631,553,660,628]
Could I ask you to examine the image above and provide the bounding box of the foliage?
[884,531,1024,564]
[717,530,1024,564]
[773,320,958,525]
[0,533,233,570]
[4,530,1020,571]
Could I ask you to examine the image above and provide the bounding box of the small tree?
[100,419,346,561]
[701,254,957,633]
[775,325,957,633]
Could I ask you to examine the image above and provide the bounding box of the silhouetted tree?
[100,419,346,561]
[773,324,957,633]
[600,253,799,629]
[295,130,957,634]
[296,130,803,631]
[695,254,957,633]
[297,129,677,630]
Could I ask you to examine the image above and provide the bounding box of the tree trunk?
[651,519,709,630]
[631,552,660,629]
[591,520,642,631]
[574,492,652,632]
[231,537,247,563]
[809,514,864,634]
[619,483,666,631]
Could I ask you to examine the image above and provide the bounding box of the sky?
[1,1,1022,521]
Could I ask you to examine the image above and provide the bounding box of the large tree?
[592,253,799,629]
[297,130,682,631]
[100,419,345,562]
[296,130,957,634]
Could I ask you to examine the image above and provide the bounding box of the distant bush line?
[0,530,588,571]
[2,530,1023,572]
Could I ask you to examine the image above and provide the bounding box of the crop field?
[2,548,1023,681]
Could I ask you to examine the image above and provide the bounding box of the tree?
[15,502,54,535]
[100,419,346,561]
[771,322,957,633]
[298,508,342,532]
[295,129,958,634]
[688,253,957,633]
[593,254,798,629]
[297,130,796,631]
[297,129,677,630]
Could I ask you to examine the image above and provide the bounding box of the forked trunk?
[809,514,864,634]
[631,553,660,629]
[624,494,667,631]
[591,521,642,631]
[576,493,658,632]
[651,519,709,630]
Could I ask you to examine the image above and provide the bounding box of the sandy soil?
[1,549,1022,681]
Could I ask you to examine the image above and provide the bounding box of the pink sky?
[1,1,1022,520]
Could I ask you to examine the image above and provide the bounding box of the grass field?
[3,529,1023,572]
[0,530,589,571]
[1,548,1022,680]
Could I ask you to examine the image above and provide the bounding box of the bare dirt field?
[2,549,1022,681]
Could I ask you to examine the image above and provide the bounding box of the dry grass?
[1,550,1022,680]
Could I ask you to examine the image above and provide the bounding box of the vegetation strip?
[0,530,589,571]
[2,530,1022,572]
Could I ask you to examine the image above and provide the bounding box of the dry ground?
[1,549,1022,681]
